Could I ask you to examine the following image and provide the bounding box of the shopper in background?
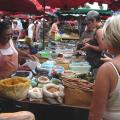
[12,21,21,41]
[48,18,60,41]
[89,15,120,120]
[35,19,41,42]
[28,18,35,42]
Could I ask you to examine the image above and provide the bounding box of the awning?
[39,0,88,10]
[0,0,43,14]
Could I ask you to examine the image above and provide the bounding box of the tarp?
[88,0,120,10]
[109,0,120,11]
[56,8,113,16]
[88,0,111,5]
[0,11,10,16]
[39,0,88,10]
[0,0,43,14]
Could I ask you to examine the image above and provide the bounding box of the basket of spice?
[62,76,94,107]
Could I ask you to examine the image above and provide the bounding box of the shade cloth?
[0,0,43,14]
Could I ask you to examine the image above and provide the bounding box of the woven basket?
[62,78,93,107]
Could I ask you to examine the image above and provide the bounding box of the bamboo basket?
[62,78,93,107]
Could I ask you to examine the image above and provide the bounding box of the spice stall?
[0,40,94,120]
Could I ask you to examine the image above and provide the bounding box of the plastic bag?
[0,77,30,100]
[55,32,62,41]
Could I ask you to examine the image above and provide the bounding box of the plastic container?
[69,61,91,74]
[12,71,33,79]
[52,66,64,74]
[39,50,50,58]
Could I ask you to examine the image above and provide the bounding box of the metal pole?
[42,0,45,49]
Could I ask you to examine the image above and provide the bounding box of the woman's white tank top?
[103,62,120,120]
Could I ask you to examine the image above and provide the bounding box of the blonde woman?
[89,15,120,120]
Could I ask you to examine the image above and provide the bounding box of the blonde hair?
[103,15,120,51]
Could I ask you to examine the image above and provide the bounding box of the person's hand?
[81,43,91,51]
[27,54,39,62]
[82,38,90,44]
[100,55,113,62]
[18,65,31,71]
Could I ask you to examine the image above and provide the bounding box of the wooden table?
[62,37,80,41]
[0,97,89,120]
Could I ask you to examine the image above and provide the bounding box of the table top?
[62,36,80,40]
[0,97,89,110]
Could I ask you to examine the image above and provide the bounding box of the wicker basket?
[62,78,93,107]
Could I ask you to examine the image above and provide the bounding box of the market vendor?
[0,21,37,79]
[81,10,106,75]
[0,21,18,79]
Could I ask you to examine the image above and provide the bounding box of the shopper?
[89,15,120,120]
[28,18,35,42]
[12,20,21,41]
[48,18,60,41]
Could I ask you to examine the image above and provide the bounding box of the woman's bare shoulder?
[97,62,114,77]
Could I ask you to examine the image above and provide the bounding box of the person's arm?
[17,28,22,41]
[17,48,37,60]
[100,54,113,63]
[82,42,101,51]
[96,29,106,51]
[82,29,105,52]
[17,48,30,58]
[89,63,111,120]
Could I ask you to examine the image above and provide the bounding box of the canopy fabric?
[0,11,10,16]
[39,0,88,10]
[10,13,29,19]
[88,0,111,4]
[0,0,43,14]
[88,0,120,10]
[10,13,42,20]
[56,8,113,16]
[39,0,120,11]
[109,0,120,11]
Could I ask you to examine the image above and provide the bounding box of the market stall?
[0,39,94,120]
